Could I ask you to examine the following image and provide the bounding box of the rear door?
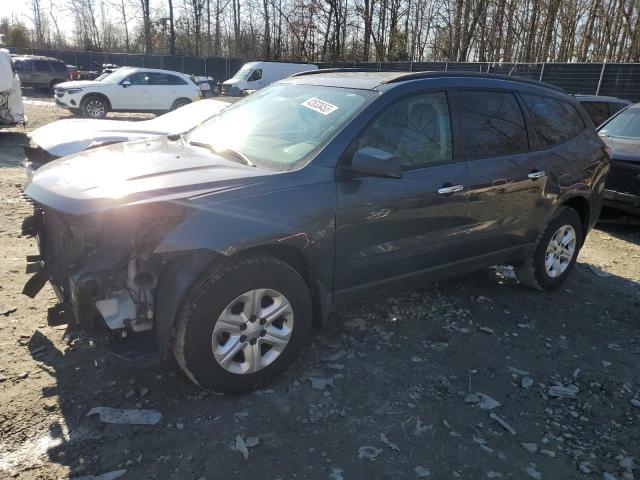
[335,91,470,294]
[450,89,545,257]
[32,60,53,87]
[14,59,35,86]
[146,72,186,110]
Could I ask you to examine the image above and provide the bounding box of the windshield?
[599,108,640,140]
[185,83,373,170]
[97,69,130,83]
[231,64,254,81]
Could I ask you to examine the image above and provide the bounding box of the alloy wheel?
[86,100,106,118]
[544,224,576,278]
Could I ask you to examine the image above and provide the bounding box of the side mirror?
[121,80,131,88]
[347,147,402,179]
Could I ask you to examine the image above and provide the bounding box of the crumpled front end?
[22,201,189,332]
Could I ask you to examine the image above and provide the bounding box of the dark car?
[598,103,640,215]
[22,71,609,393]
[573,94,631,127]
[11,55,68,92]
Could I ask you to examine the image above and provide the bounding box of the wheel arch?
[558,195,591,241]
[172,97,192,109]
[81,92,112,110]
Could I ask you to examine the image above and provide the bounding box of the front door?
[335,91,470,295]
[115,72,150,110]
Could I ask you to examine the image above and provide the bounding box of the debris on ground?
[414,465,431,477]
[380,433,400,451]
[465,393,501,410]
[489,413,516,435]
[70,470,127,480]
[521,442,538,454]
[231,434,259,460]
[521,376,534,389]
[547,384,579,398]
[587,264,612,277]
[1,306,17,316]
[358,446,382,461]
[86,407,162,425]
[308,377,334,390]
[526,463,542,479]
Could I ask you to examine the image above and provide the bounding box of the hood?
[601,136,640,162]
[223,78,240,86]
[29,99,230,157]
[25,136,273,216]
[57,80,110,89]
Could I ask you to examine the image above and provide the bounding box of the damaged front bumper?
[22,201,188,332]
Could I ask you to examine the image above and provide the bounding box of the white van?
[222,61,317,96]
[0,49,26,126]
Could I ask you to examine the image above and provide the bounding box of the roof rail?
[381,70,566,93]
[289,67,379,78]
[290,68,565,93]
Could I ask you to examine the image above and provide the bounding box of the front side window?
[248,69,262,82]
[125,72,149,85]
[356,92,452,169]
[186,83,373,170]
[521,94,585,147]
[453,90,528,158]
[599,108,640,140]
[581,102,609,126]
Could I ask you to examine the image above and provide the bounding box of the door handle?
[437,184,464,194]
[528,170,546,179]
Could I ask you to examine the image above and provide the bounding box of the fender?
[154,250,220,359]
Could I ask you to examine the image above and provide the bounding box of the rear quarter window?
[581,102,610,126]
[521,94,585,148]
[453,90,528,158]
[33,60,53,71]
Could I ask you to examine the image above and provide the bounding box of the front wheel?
[172,255,312,393]
[81,95,109,119]
[515,207,583,291]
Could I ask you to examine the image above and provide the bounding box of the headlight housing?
[66,88,83,94]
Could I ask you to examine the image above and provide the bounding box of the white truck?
[222,61,317,96]
[0,49,26,126]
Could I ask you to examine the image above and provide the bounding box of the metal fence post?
[596,62,606,95]
[445,62,448,71]
[539,62,546,82]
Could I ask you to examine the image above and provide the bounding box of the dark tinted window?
[581,102,610,126]
[521,94,585,147]
[125,72,149,85]
[14,59,33,72]
[609,102,628,116]
[454,91,528,157]
[248,69,262,81]
[148,72,187,85]
[357,92,452,169]
[51,61,67,72]
[33,60,52,71]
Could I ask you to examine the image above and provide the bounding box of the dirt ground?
[0,95,639,480]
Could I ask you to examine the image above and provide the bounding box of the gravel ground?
[0,101,639,480]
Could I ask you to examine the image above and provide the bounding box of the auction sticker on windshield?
[302,97,339,115]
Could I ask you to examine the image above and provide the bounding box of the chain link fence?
[6,47,640,102]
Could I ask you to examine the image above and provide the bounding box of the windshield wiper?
[188,141,254,167]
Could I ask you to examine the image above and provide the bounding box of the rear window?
[453,91,528,158]
[51,61,67,72]
[521,94,585,147]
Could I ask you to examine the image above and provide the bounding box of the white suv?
[54,67,201,118]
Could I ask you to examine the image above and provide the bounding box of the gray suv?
[12,55,68,92]
[22,71,609,393]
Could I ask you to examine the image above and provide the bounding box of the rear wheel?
[81,95,109,119]
[172,255,312,393]
[515,207,583,291]
[171,98,191,110]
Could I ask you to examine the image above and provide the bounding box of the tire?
[515,206,583,291]
[81,95,109,119]
[49,79,62,93]
[172,254,312,393]
[171,98,192,110]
